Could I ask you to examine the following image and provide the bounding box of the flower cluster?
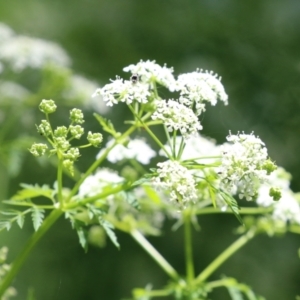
[152,99,202,139]
[97,138,156,164]
[0,247,17,300]
[256,168,300,224]
[123,59,176,91]
[78,168,124,199]
[29,100,102,175]
[152,160,197,207]
[92,77,150,107]
[217,132,277,201]
[176,70,228,115]
[0,36,70,72]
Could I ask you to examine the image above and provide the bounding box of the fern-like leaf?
[12,183,54,201]
[31,207,45,231]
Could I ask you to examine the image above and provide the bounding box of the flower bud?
[29,143,48,157]
[39,99,57,114]
[87,132,103,147]
[70,108,84,124]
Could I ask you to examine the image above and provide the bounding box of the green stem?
[184,209,194,283]
[130,229,179,281]
[0,209,63,297]
[57,154,63,206]
[196,207,273,215]
[68,125,137,200]
[66,182,131,209]
[194,228,256,284]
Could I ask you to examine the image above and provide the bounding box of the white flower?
[78,168,124,198]
[160,134,220,163]
[218,132,270,201]
[152,160,197,206]
[256,167,300,224]
[0,36,71,72]
[152,99,202,139]
[62,74,110,114]
[272,192,300,224]
[97,138,156,164]
[0,80,30,102]
[256,167,291,207]
[0,23,14,43]
[123,60,176,91]
[92,76,150,107]
[175,70,228,116]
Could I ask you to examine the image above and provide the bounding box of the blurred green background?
[1,0,300,299]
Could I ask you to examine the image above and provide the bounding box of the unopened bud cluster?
[29,99,102,175]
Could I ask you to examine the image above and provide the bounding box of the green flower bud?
[269,187,281,201]
[54,126,68,138]
[262,159,277,175]
[87,131,103,147]
[64,147,80,160]
[36,120,52,136]
[39,99,57,114]
[54,137,70,151]
[29,143,48,157]
[63,159,74,176]
[70,108,84,124]
[70,125,84,139]
[0,247,8,263]
[88,226,106,248]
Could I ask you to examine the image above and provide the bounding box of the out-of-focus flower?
[78,168,124,198]
[0,80,30,103]
[0,36,71,72]
[161,134,220,163]
[97,138,156,164]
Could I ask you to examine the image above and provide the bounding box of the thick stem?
[184,210,194,283]
[194,228,256,284]
[0,209,63,297]
[130,229,179,281]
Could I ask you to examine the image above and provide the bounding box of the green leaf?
[73,220,88,252]
[31,207,45,231]
[131,177,150,187]
[227,285,244,300]
[99,217,120,249]
[0,221,11,231]
[208,186,216,208]
[223,276,265,300]
[93,113,120,138]
[0,209,19,216]
[17,213,25,229]
[77,226,88,251]
[12,183,54,201]
[143,186,161,204]
[221,191,244,225]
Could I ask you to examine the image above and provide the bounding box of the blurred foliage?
[0,0,300,299]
